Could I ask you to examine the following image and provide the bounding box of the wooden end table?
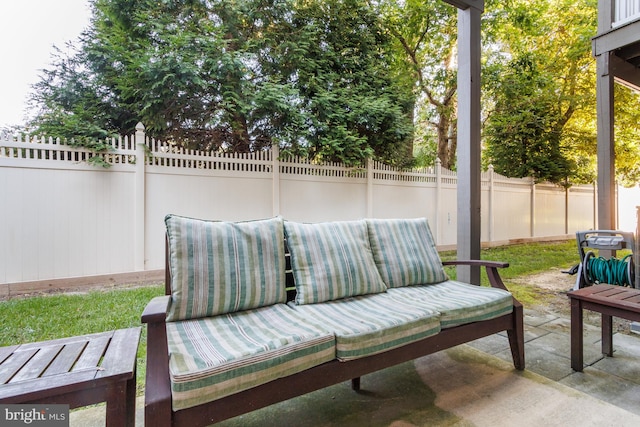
[0,327,141,427]
[568,284,640,371]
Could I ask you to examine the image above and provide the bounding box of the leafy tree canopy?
[29,0,415,167]
[482,0,598,185]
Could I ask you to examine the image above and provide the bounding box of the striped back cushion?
[367,218,447,287]
[165,215,286,321]
[284,220,387,304]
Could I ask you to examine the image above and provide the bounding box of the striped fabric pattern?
[387,280,513,328]
[287,293,440,361]
[165,215,286,321]
[166,304,336,410]
[284,220,387,304]
[367,218,448,288]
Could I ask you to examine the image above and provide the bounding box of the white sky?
[0,0,91,128]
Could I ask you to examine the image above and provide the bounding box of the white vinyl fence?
[1,123,637,292]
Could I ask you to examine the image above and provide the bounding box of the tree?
[262,0,415,165]
[28,0,414,166]
[613,85,640,187]
[482,0,597,185]
[376,0,458,169]
[483,54,575,183]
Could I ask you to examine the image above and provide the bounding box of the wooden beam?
[593,19,640,56]
[596,52,616,230]
[441,0,484,12]
[455,6,482,285]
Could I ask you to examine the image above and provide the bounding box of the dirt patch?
[513,268,633,334]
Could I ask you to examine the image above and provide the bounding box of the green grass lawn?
[0,285,165,395]
[0,239,581,395]
[441,239,579,306]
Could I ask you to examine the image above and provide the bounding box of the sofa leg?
[507,303,525,370]
[351,377,361,391]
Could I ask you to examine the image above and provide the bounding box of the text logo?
[0,405,69,426]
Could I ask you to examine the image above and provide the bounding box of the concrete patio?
[70,303,640,427]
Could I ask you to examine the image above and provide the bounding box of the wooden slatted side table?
[0,327,141,427]
[568,284,640,371]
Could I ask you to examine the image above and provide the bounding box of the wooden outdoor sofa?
[142,216,525,427]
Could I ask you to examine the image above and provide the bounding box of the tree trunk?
[436,104,457,170]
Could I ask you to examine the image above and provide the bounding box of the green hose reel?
[575,230,636,289]
[582,251,634,287]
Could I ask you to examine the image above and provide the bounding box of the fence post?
[134,122,146,271]
[488,164,494,243]
[565,186,569,235]
[530,178,536,237]
[367,158,374,218]
[272,144,280,217]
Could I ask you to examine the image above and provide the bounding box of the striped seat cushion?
[387,281,513,328]
[367,218,448,287]
[165,215,286,321]
[284,220,387,304]
[287,293,440,361]
[166,304,336,410]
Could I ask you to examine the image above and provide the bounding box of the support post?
[455,5,482,284]
[596,51,616,232]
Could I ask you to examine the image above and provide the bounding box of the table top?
[568,284,640,312]
[0,327,141,402]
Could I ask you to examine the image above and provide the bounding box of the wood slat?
[604,289,640,301]
[627,295,640,304]
[0,349,37,384]
[15,331,106,351]
[593,287,627,297]
[10,345,63,383]
[73,334,112,371]
[43,341,88,376]
[98,328,140,378]
[0,345,19,364]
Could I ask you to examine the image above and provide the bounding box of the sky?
[0,0,91,128]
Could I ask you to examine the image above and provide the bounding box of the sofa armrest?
[442,260,509,269]
[142,295,171,323]
[442,260,511,293]
[141,296,173,427]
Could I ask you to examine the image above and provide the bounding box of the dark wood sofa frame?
[142,241,525,427]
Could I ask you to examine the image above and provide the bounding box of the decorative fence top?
[0,130,566,190]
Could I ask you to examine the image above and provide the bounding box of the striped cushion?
[387,281,513,328]
[287,293,440,361]
[166,304,336,410]
[165,215,286,321]
[284,220,387,304]
[367,218,447,288]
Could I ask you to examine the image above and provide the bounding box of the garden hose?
[582,251,634,287]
